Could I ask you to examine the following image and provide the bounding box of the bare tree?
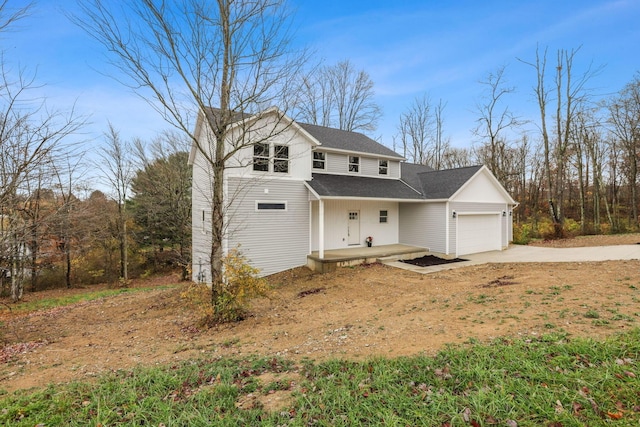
[473,65,522,183]
[295,60,382,133]
[608,74,640,225]
[395,94,449,168]
[51,152,88,288]
[99,124,134,284]
[72,0,306,306]
[520,46,599,236]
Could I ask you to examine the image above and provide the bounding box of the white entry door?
[348,211,360,245]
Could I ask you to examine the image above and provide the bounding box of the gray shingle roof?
[299,122,403,159]
[399,163,435,192]
[415,165,483,199]
[306,173,423,200]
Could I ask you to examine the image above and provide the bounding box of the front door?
[348,211,360,245]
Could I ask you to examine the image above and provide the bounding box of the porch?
[307,244,429,273]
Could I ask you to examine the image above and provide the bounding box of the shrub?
[536,217,556,239]
[512,223,532,245]
[182,248,270,325]
[563,218,580,237]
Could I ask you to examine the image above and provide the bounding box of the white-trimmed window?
[274,144,289,173]
[348,156,360,173]
[379,160,388,175]
[256,201,287,211]
[379,210,388,223]
[312,151,326,169]
[253,143,269,172]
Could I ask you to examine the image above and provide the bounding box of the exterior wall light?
[452,211,457,218]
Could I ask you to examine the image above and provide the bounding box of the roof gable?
[189,106,320,164]
[451,166,516,204]
[299,122,403,159]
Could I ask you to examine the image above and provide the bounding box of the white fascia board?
[313,196,427,203]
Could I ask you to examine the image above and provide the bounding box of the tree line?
[2,1,639,307]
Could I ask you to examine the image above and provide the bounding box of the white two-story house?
[189,107,517,281]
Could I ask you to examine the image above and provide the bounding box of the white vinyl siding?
[399,203,446,253]
[191,152,215,283]
[311,200,399,250]
[227,177,309,276]
[326,152,347,174]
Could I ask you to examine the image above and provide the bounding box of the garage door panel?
[457,214,500,255]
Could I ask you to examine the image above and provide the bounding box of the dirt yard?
[1,234,640,392]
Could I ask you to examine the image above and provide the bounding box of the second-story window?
[312,151,325,169]
[379,160,388,175]
[274,144,289,173]
[253,143,269,172]
[348,156,360,173]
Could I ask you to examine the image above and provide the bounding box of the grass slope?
[1,329,638,426]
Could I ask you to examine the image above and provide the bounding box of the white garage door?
[457,214,501,256]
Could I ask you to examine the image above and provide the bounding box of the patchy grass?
[0,285,177,317]
[1,330,639,426]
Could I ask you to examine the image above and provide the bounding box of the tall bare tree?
[520,46,598,236]
[72,0,306,305]
[99,125,134,284]
[395,94,449,168]
[473,65,522,183]
[296,60,381,133]
[608,74,640,225]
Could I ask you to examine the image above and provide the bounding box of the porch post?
[319,199,325,259]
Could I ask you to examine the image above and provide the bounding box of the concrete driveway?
[383,244,640,274]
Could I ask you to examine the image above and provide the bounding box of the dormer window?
[348,156,360,173]
[253,143,269,172]
[379,160,388,175]
[312,151,326,169]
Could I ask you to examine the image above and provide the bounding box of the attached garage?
[456,213,502,256]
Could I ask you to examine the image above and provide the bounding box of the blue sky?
[3,0,639,150]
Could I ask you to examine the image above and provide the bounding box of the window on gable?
[274,144,289,173]
[379,210,388,223]
[348,156,360,173]
[253,143,269,172]
[379,160,388,175]
[312,151,326,169]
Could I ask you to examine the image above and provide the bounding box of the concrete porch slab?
[307,244,428,273]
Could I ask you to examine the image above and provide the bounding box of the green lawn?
[1,329,638,426]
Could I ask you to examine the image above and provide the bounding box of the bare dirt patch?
[1,236,640,393]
